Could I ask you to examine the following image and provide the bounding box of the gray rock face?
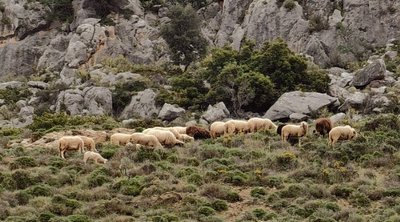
[0,81,23,90]
[201,102,230,123]
[352,59,386,88]
[158,103,185,121]
[263,91,338,121]
[55,87,112,115]
[289,113,309,122]
[56,89,85,115]
[27,81,49,89]
[338,92,368,112]
[83,87,113,115]
[209,0,400,67]
[330,112,346,124]
[120,89,160,120]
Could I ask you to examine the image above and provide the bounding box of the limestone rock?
[158,103,185,121]
[330,113,346,124]
[352,59,386,88]
[83,87,113,115]
[27,81,49,89]
[201,102,230,123]
[120,89,160,120]
[263,91,338,121]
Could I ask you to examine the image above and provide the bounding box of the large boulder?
[55,89,85,115]
[158,103,185,121]
[352,59,386,88]
[201,102,230,123]
[263,91,339,121]
[83,87,113,115]
[120,89,160,120]
[338,92,369,112]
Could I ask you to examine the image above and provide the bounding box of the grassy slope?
[0,116,400,222]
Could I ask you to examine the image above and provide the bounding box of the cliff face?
[205,0,400,67]
[0,0,399,78]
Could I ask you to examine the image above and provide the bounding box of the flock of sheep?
[57,117,358,164]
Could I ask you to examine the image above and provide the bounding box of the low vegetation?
[0,114,399,221]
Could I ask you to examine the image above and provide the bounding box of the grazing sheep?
[130,133,163,149]
[224,120,250,135]
[83,151,108,164]
[110,133,132,146]
[180,134,195,142]
[150,127,183,140]
[281,122,309,146]
[313,118,333,137]
[186,126,211,139]
[144,129,184,147]
[79,136,97,152]
[58,136,85,159]
[210,121,226,138]
[328,125,357,147]
[170,126,187,134]
[277,124,298,146]
[247,117,277,133]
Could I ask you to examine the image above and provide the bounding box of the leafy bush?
[284,0,296,10]
[160,4,208,70]
[198,206,216,216]
[87,167,111,188]
[112,176,146,196]
[251,187,267,198]
[0,88,32,105]
[28,184,53,197]
[112,80,149,115]
[67,215,90,222]
[10,156,37,170]
[28,113,118,139]
[35,0,74,22]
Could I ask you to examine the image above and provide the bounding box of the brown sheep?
[313,118,333,137]
[247,117,277,133]
[186,126,211,139]
[58,136,85,159]
[328,125,357,147]
[281,121,308,146]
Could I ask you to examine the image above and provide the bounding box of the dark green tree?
[161,4,208,71]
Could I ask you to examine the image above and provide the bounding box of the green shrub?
[283,0,296,10]
[309,15,329,33]
[15,190,32,205]
[10,156,37,170]
[210,199,228,212]
[11,170,36,190]
[264,176,284,188]
[331,185,354,198]
[112,80,149,115]
[99,144,119,159]
[28,184,53,197]
[198,206,216,216]
[187,173,203,186]
[134,148,161,162]
[251,187,266,198]
[0,88,32,105]
[349,191,371,207]
[253,208,267,219]
[87,167,111,188]
[50,195,81,216]
[67,215,90,222]
[38,212,55,222]
[112,176,146,196]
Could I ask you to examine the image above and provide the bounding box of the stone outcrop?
[264,91,339,121]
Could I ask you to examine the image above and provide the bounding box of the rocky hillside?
[0,0,399,129]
